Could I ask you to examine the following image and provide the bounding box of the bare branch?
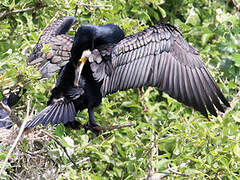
[0,101,22,127]
[78,157,90,164]
[0,1,46,20]
[232,0,240,10]
[168,164,189,177]
[0,99,31,176]
[78,3,112,8]
[42,130,80,170]
[147,129,155,180]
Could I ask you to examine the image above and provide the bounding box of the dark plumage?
[26,22,230,131]
[0,88,26,128]
[0,17,74,128]
[27,16,76,78]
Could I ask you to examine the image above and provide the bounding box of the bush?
[0,0,239,179]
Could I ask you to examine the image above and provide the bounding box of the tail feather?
[26,99,76,128]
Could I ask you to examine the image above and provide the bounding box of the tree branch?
[0,99,31,176]
[0,1,46,20]
[42,130,80,170]
[147,129,155,180]
[167,164,189,177]
[0,101,22,127]
[78,3,112,8]
[232,0,240,10]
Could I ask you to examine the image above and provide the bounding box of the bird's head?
[71,24,124,87]
[71,24,124,63]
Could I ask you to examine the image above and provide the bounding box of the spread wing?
[25,85,84,128]
[27,16,76,78]
[95,23,229,117]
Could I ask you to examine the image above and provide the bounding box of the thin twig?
[168,164,189,177]
[232,0,240,10]
[147,129,155,180]
[78,157,90,164]
[74,4,79,16]
[0,99,30,176]
[0,102,22,127]
[78,3,112,8]
[42,130,80,170]
[0,1,46,20]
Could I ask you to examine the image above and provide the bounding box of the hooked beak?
[74,50,91,87]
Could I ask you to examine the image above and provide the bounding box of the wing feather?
[26,97,76,128]
[28,16,76,78]
[98,23,229,117]
[193,68,215,116]
[173,60,180,100]
[201,68,224,112]
[119,64,128,90]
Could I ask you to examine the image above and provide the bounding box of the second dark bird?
[26,17,230,132]
[0,88,26,128]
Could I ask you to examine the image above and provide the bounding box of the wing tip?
[25,101,76,129]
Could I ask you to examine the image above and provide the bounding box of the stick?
[78,3,112,8]
[147,129,155,179]
[0,99,31,176]
[0,101,22,127]
[42,130,80,170]
[232,0,240,10]
[0,1,46,20]
[168,164,189,177]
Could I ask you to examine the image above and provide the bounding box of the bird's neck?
[56,62,76,88]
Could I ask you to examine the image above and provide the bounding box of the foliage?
[0,0,239,179]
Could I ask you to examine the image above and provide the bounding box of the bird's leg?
[84,108,100,134]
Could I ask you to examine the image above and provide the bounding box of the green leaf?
[186,7,201,26]
[233,144,240,158]
[232,53,240,67]
[158,6,166,18]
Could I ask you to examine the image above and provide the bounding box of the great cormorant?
[26,20,230,132]
[1,17,76,128]
[0,88,26,128]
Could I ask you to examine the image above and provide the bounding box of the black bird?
[26,22,230,132]
[28,16,77,78]
[0,17,75,128]
[26,23,125,131]
[0,88,26,128]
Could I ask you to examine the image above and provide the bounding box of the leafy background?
[0,0,239,179]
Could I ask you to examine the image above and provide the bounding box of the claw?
[83,122,101,135]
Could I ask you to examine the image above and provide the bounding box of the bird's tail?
[25,99,76,128]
